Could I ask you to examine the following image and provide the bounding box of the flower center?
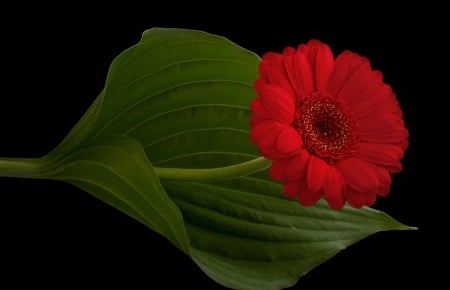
[293,92,360,164]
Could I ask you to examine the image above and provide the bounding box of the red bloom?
[250,40,408,210]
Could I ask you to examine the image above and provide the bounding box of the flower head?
[250,40,408,210]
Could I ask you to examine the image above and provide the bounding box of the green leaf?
[1,28,415,289]
[165,178,411,290]
[91,28,259,149]
[45,135,190,253]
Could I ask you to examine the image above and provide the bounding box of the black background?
[0,3,442,289]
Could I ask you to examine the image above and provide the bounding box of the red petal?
[298,180,323,206]
[251,121,293,160]
[335,157,382,192]
[377,178,392,197]
[284,180,301,198]
[345,188,366,208]
[260,148,293,160]
[346,190,377,208]
[260,52,284,77]
[283,150,310,180]
[276,126,301,154]
[283,46,296,56]
[306,156,328,192]
[354,143,405,173]
[361,128,409,146]
[337,63,379,106]
[298,39,334,92]
[364,192,377,207]
[358,112,407,141]
[365,167,392,198]
[259,56,296,97]
[351,85,396,120]
[250,113,269,128]
[322,167,346,210]
[249,97,271,120]
[262,51,284,61]
[254,83,295,125]
[260,52,285,85]
[283,49,314,97]
[250,120,280,144]
[269,158,290,181]
[359,104,408,145]
[327,51,371,104]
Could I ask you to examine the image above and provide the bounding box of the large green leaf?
[0,28,415,289]
[166,177,411,290]
[45,135,190,253]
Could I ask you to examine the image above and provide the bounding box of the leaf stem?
[155,157,271,182]
[0,157,44,178]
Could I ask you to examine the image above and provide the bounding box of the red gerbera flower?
[250,39,409,210]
